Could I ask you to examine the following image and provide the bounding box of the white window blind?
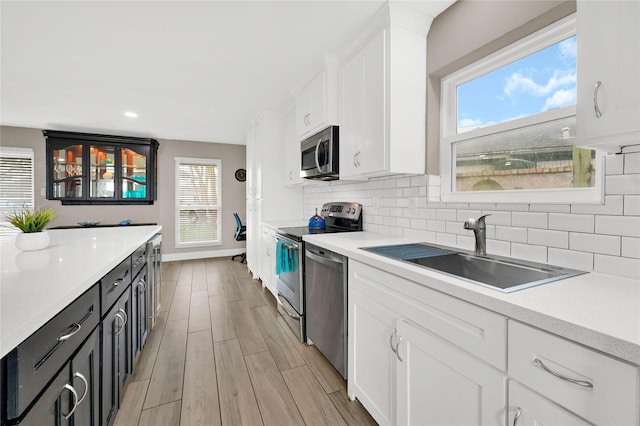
[0,148,35,236]
[175,157,221,247]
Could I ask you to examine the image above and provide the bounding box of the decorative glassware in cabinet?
[90,145,115,198]
[52,143,83,198]
[121,147,148,199]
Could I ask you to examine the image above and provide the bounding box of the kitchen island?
[0,225,161,359]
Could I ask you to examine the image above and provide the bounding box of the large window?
[440,14,603,203]
[0,147,34,236]
[175,157,221,247]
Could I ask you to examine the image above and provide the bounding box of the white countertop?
[0,225,162,358]
[303,231,640,365]
[262,219,309,230]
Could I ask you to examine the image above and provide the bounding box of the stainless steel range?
[275,202,363,344]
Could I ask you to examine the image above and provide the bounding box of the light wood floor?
[114,258,377,426]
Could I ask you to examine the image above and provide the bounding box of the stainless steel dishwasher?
[304,243,348,379]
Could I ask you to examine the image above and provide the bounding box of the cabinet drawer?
[131,243,147,279]
[508,320,639,425]
[4,284,100,420]
[101,256,132,314]
[350,261,507,370]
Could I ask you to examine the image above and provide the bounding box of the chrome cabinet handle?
[73,372,89,406]
[113,278,125,287]
[135,255,145,265]
[314,138,323,172]
[389,328,397,353]
[62,383,79,420]
[138,279,146,293]
[593,81,602,118]
[289,171,293,181]
[58,323,81,342]
[118,308,128,327]
[353,153,358,167]
[533,358,593,388]
[395,336,404,362]
[513,407,522,426]
[114,312,125,335]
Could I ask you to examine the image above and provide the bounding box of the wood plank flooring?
[115,258,377,426]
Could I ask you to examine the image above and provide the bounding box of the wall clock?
[235,168,246,182]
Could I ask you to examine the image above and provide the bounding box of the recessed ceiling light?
[124,111,138,118]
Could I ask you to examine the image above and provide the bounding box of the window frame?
[440,13,604,204]
[174,157,222,248]
[0,147,35,236]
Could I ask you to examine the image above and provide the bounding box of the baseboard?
[162,248,245,262]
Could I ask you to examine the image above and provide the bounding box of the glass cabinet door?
[51,143,84,199]
[90,145,116,199]
[121,147,148,200]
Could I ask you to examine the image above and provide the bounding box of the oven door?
[275,234,305,342]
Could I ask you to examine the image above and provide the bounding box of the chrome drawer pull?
[58,323,81,342]
[593,81,602,118]
[62,383,79,420]
[136,255,145,263]
[113,278,125,287]
[513,407,522,426]
[395,336,404,362]
[73,372,89,405]
[389,328,397,353]
[533,358,594,388]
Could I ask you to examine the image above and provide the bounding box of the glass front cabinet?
[44,130,159,205]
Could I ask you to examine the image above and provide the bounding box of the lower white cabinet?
[349,260,507,426]
[396,319,506,426]
[508,381,590,426]
[260,225,277,297]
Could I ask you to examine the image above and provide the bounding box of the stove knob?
[346,207,352,213]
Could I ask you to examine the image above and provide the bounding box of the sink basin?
[363,243,586,292]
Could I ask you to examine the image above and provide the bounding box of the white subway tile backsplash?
[512,212,548,229]
[624,152,640,174]
[446,202,470,209]
[486,239,511,257]
[411,174,428,186]
[605,154,624,175]
[548,248,594,271]
[410,218,427,231]
[596,215,640,237]
[530,204,571,213]
[528,229,569,249]
[446,221,467,235]
[383,179,397,189]
[495,226,528,243]
[548,213,594,233]
[469,203,497,211]
[605,174,640,195]
[571,195,623,215]
[396,177,411,188]
[435,232,457,247]
[622,237,640,258]
[624,195,640,216]
[511,243,548,263]
[427,220,446,232]
[569,233,621,256]
[485,211,511,225]
[436,209,457,221]
[594,254,640,280]
[497,203,530,212]
[457,235,475,251]
[457,210,482,222]
[427,174,440,186]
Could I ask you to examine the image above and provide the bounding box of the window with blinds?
[0,148,35,236]
[175,157,222,247]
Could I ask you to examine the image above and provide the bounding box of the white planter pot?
[15,231,50,251]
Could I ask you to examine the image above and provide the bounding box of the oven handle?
[306,249,344,271]
[315,138,323,172]
[277,293,301,321]
[276,236,299,251]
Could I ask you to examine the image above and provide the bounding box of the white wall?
[303,151,640,280]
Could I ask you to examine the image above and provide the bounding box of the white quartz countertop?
[0,225,162,358]
[262,219,309,230]
[303,231,640,365]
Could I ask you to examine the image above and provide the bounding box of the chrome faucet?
[464,214,491,256]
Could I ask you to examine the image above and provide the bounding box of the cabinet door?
[307,72,327,133]
[121,145,151,201]
[508,381,589,426]
[349,288,398,426]
[132,267,150,360]
[577,0,640,151]
[69,328,100,426]
[18,367,71,426]
[260,226,277,296]
[396,319,506,426]
[47,140,84,200]
[339,29,386,178]
[283,108,304,186]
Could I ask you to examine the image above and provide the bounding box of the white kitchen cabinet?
[245,112,302,280]
[577,0,640,152]
[282,107,304,186]
[260,225,277,297]
[396,319,506,426]
[294,55,338,140]
[349,259,507,426]
[339,2,449,179]
[508,381,590,426]
[508,320,639,425]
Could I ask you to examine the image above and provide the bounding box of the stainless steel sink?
[363,243,586,292]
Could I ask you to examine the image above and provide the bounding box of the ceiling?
[1,1,387,145]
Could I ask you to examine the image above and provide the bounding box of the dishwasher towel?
[276,240,298,274]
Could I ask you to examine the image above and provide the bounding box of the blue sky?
[457,36,576,132]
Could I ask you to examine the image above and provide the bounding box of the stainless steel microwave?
[300,126,339,180]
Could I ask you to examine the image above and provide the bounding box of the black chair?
[232,212,246,263]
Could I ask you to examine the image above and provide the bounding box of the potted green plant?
[5,206,56,251]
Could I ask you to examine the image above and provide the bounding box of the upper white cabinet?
[294,54,338,140]
[282,107,304,186]
[577,0,640,152]
[339,2,451,179]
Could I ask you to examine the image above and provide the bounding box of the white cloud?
[542,88,576,110]
[504,70,576,98]
[558,37,577,60]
